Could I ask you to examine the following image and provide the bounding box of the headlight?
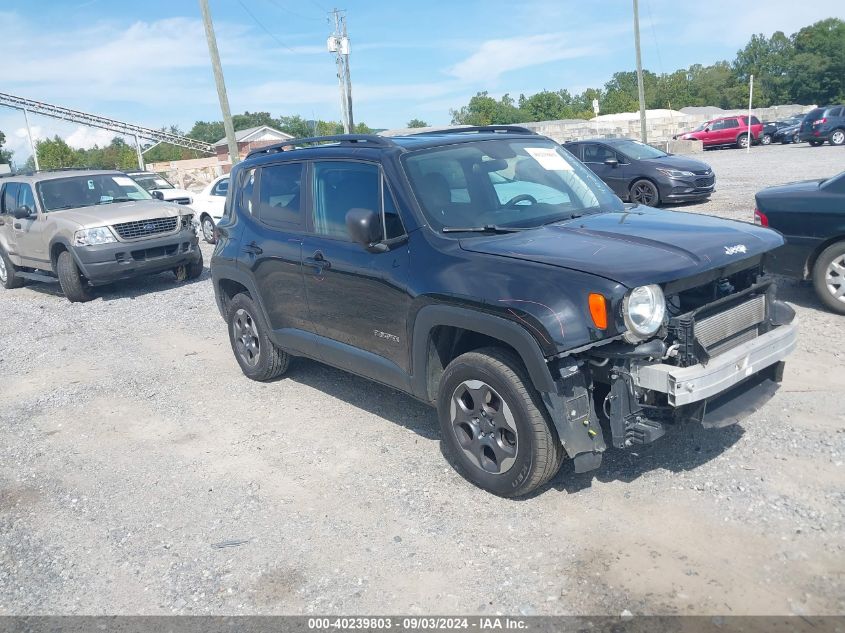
[656,168,694,178]
[74,227,117,246]
[181,213,193,228]
[623,284,666,341]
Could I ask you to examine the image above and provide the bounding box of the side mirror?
[152,190,165,200]
[345,208,384,250]
[704,127,711,132]
[604,158,619,168]
[13,205,33,219]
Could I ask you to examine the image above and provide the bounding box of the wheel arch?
[628,176,661,204]
[411,304,557,403]
[807,234,845,278]
[48,237,80,273]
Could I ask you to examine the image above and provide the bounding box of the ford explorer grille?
[113,217,178,240]
[694,295,766,356]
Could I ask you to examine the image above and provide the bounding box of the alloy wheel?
[449,379,518,475]
[738,135,749,148]
[233,308,261,366]
[202,218,215,242]
[0,256,7,283]
[761,134,771,145]
[831,130,845,146]
[631,181,658,206]
[825,255,845,305]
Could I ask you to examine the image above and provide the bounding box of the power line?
[264,0,322,21]
[237,0,298,52]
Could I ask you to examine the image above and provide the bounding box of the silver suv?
[0,169,202,302]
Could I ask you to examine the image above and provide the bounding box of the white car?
[126,171,193,206]
[190,175,229,243]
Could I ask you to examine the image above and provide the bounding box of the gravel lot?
[1,143,843,616]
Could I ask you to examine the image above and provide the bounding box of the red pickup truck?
[675,115,763,149]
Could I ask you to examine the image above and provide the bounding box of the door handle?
[304,251,331,271]
[244,241,263,255]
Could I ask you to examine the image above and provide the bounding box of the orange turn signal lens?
[588,293,608,330]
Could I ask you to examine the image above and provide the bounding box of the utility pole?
[328,9,353,133]
[199,0,239,165]
[632,0,647,143]
[23,108,39,171]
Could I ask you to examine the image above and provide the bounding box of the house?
[214,126,294,163]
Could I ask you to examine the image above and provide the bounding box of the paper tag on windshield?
[113,176,136,187]
[525,147,572,171]
[154,179,169,187]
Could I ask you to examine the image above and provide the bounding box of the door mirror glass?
[604,157,619,168]
[346,208,383,247]
[13,205,33,219]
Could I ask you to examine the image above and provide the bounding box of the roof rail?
[246,134,397,159]
[0,166,105,178]
[409,125,537,136]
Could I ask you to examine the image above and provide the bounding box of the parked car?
[674,115,763,149]
[773,123,802,145]
[563,138,714,206]
[211,126,797,497]
[761,117,803,145]
[755,171,845,314]
[126,171,194,205]
[189,174,229,243]
[0,169,202,302]
[799,105,845,146]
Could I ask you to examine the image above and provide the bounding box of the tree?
[788,18,845,103]
[406,118,429,128]
[36,136,80,169]
[450,92,525,125]
[0,130,12,165]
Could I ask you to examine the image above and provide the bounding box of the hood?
[459,206,784,287]
[52,200,186,228]
[642,154,711,172]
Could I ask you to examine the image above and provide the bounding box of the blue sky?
[1,0,842,163]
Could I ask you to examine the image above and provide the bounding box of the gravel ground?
[0,143,843,616]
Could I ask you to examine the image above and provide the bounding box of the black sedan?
[756,171,845,313]
[773,123,802,144]
[564,138,714,206]
[762,117,803,144]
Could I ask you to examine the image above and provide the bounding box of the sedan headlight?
[623,284,666,342]
[74,227,117,246]
[656,168,695,178]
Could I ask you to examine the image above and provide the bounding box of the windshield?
[613,140,667,160]
[131,174,175,191]
[37,174,152,212]
[403,139,623,233]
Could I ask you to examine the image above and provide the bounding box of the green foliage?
[0,130,12,165]
[36,136,139,170]
[450,18,844,123]
[406,118,429,128]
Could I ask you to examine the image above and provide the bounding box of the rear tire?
[437,347,564,497]
[761,134,772,145]
[792,133,800,144]
[226,293,290,381]
[736,134,750,149]
[812,241,845,315]
[56,250,93,303]
[829,129,845,146]
[0,247,25,289]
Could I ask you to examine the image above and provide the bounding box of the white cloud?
[448,33,598,82]
[65,126,118,149]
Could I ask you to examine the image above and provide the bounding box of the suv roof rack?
[246,134,397,159]
[409,125,537,136]
[0,167,103,178]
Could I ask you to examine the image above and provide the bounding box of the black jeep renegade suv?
[211,127,797,497]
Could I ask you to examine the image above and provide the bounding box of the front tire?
[761,134,772,145]
[226,293,290,381]
[0,247,25,289]
[437,347,563,497]
[629,179,660,207]
[56,250,93,303]
[174,251,204,281]
[200,215,216,244]
[829,129,845,146]
[812,242,845,315]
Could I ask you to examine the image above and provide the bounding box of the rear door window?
[828,107,843,117]
[724,119,739,129]
[1,183,19,214]
[582,144,616,163]
[257,163,304,229]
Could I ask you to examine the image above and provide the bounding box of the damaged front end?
[543,262,798,474]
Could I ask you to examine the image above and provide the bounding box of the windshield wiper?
[96,197,134,205]
[441,224,530,234]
